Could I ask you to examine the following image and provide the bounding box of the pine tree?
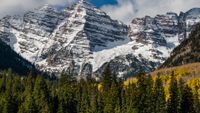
[0,73,6,93]
[180,85,195,113]
[97,91,103,113]
[51,85,59,113]
[102,64,112,93]
[89,85,99,113]
[135,72,146,113]
[18,75,38,113]
[33,76,52,113]
[18,93,38,113]
[57,73,77,113]
[144,75,154,113]
[136,73,154,113]
[104,78,119,113]
[3,75,18,113]
[0,73,6,111]
[153,74,167,113]
[3,93,18,113]
[12,76,25,108]
[193,87,200,113]
[123,83,138,113]
[167,72,181,113]
[77,79,90,113]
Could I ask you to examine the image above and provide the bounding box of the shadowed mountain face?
[0,40,37,75]
[0,0,200,77]
[160,23,200,68]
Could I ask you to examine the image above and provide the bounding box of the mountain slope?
[0,0,200,77]
[0,40,37,75]
[160,23,200,68]
[128,8,200,67]
[125,63,200,102]
[39,0,129,76]
[0,4,68,63]
[0,0,137,77]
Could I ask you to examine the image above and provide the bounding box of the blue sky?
[89,0,117,7]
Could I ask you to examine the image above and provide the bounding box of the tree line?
[0,68,199,113]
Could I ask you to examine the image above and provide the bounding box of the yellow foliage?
[98,83,103,92]
[124,78,137,86]
[164,86,170,101]
[187,78,200,98]
[124,63,200,99]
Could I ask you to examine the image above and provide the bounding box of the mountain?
[0,39,37,75]
[160,23,200,68]
[0,0,200,77]
[129,8,200,68]
[0,0,133,77]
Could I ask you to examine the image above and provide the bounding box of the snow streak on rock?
[0,0,200,77]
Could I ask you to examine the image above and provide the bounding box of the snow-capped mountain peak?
[129,8,200,69]
[0,0,130,77]
[0,0,200,78]
[38,0,129,76]
[38,4,55,11]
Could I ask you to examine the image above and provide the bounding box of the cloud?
[0,0,77,18]
[101,0,200,24]
[1,0,200,24]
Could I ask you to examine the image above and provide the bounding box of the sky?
[89,0,117,7]
[0,0,200,24]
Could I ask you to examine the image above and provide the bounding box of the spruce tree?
[153,74,167,113]
[102,64,112,93]
[3,76,18,113]
[18,93,38,113]
[104,78,119,113]
[136,73,154,113]
[135,72,146,113]
[18,75,38,113]
[89,85,99,113]
[124,83,138,113]
[194,88,200,113]
[180,85,195,113]
[167,72,181,113]
[77,79,90,113]
[57,73,77,113]
[97,91,104,113]
[33,76,52,113]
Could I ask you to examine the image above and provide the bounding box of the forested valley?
[0,67,199,113]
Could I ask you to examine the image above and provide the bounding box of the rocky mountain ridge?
[0,0,200,77]
[129,8,200,67]
[160,23,200,68]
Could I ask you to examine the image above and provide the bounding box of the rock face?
[0,4,68,63]
[39,0,129,76]
[129,8,200,68]
[0,0,130,77]
[0,0,200,77]
[160,23,200,68]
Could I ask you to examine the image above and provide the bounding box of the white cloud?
[0,0,77,18]
[1,0,200,24]
[101,0,200,24]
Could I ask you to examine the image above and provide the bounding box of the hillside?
[0,40,37,75]
[152,63,200,80]
[160,23,200,68]
[125,63,200,85]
